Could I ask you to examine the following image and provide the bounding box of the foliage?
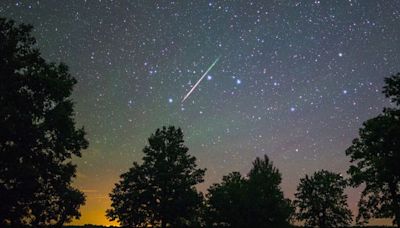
[107,126,205,228]
[206,155,293,228]
[0,18,88,227]
[383,72,400,106]
[346,109,400,226]
[206,172,247,227]
[107,163,150,227]
[294,170,352,227]
[346,72,400,227]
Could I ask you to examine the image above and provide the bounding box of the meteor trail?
[181,56,220,103]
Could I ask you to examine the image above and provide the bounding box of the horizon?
[1,0,399,226]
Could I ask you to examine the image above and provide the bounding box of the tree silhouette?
[346,73,400,227]
[107,163,150,227]
[206,155,293,228]
[246,156,294,227]
[294,170,352,227]
[346,109,400,226]
[206,172,247,227]
[0,18,88,227]
[107,126,205,228]
[383,72,400,105]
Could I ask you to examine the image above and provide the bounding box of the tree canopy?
[294,170,352,227]
[0,18,88,227]
[346,73,400,227]
[346,109,400,226]
[206,155,293,228]
[205,172,247,227]
[383,72,400,106]
[107,126,205,228]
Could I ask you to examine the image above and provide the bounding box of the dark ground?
[65,226,395,228]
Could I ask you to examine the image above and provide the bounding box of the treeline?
[1,18,400,228]
[105,101,400,228]
[63,224,393,228]
[65,226,119,228]
[64,224,399,228]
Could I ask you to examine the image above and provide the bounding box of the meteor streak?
[181,56,220,103]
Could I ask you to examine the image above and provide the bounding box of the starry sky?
[1,0,400,226]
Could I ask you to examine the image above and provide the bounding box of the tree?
[107,126,205,228]
[294,170,352,227]
[383,72,400,105]
[346,72,400,227]
[246,156,294,227]
[206,155,293,228]
[346,109,400,226]
[107,163,151,227]
[0,18,88,227]
[205,172,247,227]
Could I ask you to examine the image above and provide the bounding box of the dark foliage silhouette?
[294,170,352,227]
[0,18,88,227]
[206,155,293,228]
[383,72,400,106]
[346,73,400,227]
[205,172,246,227]
[107,126,205,228]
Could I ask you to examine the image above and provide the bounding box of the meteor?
[181,56,220,103]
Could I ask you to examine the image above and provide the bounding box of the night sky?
[1,0,400,226]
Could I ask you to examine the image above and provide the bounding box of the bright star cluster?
[1,0,399,226]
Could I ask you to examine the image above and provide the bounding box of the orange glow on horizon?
[68,195,119,227]
[68,168,120,227]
